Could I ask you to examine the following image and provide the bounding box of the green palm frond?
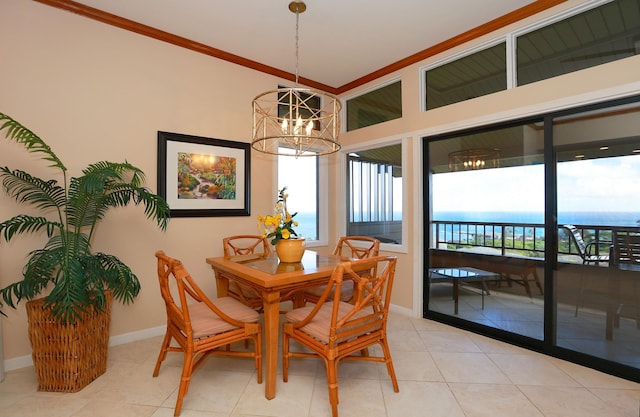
[0,246,63,308]
[0,215,61,242]
[136,187,171,230]
[0,168,66,211]
[45,255,92,322]
[91,253,141,304]
[66,176,103,230]
[82,161,144,184]
[0,113,66,171]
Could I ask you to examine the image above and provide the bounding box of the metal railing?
[431,221,638,261]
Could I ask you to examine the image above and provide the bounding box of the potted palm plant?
[0,112,170,392]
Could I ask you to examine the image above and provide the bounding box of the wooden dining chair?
[222,235,271,310]
[283,256,399,417]
[303,236,380,305]
[223,234,298,310]
[153,251,262,416]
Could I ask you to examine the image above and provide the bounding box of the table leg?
[214,271,229,297]
[453,280,459,315]
[262,291,281,399]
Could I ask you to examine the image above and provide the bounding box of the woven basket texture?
[25,292,112,392]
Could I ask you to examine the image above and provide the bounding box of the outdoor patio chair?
[561,224,610,265]
[608,231,640,333]
[282,256,399,417]
[153,251,262,416]
[561,225,611,317]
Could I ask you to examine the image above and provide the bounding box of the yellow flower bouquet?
[257,187,300,245]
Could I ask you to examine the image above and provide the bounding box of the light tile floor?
[430,282,640,369]
[1,313,639,417]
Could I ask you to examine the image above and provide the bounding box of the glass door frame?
[422,93,640,383]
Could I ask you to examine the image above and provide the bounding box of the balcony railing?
[431,221,639,262]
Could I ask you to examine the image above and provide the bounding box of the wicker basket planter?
[25,292,112,392]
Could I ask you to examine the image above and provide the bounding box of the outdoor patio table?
[429,266,497,314]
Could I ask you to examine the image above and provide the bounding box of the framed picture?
[157,131,250,217]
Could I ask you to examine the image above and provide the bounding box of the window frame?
[342,77,402,132]
[339,137,409,254]
[419,37,507,112]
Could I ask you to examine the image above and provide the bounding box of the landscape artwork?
[177,152,236,200]
[158,131,250,217]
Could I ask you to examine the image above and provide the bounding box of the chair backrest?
[223,235,271,257]
[302,256,396,346]
[562,225,588,257]
[156,251,189,328]
[333,236,380,259]
[155,250,244,337]
[610,231,640,270]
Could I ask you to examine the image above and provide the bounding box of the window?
[517,0,640,86]
[346,81,402,131]
[278,149,319,241]
[425,42,506,110]
[423,0,640,110]
[347,143,402,244]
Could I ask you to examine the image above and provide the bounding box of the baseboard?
[4,306,415,373]
[3,354,33,373]
[108,325,166,346]
[389,303,414,317]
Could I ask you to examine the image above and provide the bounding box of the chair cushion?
[285,301,378,344]
[189,297,259,339]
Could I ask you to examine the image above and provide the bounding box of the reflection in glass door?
[554,105,640,369]
[427,122,546,340]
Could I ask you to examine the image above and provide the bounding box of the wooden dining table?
[205,250,350,400]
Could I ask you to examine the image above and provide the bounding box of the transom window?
[423,0,640,110]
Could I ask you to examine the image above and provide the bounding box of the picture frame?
[157,131,250,217]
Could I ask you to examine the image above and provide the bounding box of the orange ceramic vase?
[275,238,306,263]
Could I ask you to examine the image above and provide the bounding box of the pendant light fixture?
[251,1,342,157]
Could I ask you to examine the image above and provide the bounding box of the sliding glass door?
[554,103,640,369]
[424,95,640,379]
[426,121,545,340]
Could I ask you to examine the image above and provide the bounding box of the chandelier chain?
[294,7,300,86]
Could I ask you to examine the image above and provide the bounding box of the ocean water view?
[290,211,640,242]
[292,212,317,240]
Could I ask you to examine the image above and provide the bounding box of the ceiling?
[53,0,544,90]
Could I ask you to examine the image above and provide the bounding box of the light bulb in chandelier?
[448,148,501,171]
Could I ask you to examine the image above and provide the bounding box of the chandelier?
[448,148,501,171]
[251,1,341,157]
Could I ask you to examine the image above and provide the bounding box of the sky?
[276,152,640,216]
[277,153,317,213]
[432,154,640,213]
